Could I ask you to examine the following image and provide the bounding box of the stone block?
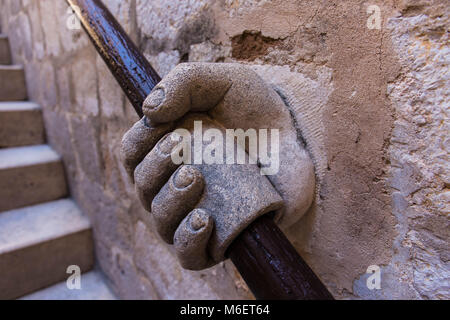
[0,65,27,101]
[0,145,67,211]
[0,102,45,148]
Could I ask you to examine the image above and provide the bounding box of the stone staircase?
[0,34,116,299]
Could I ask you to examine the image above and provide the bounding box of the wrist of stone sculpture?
[121,63,316,270]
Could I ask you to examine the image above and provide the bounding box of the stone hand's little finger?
[174,208,214,270]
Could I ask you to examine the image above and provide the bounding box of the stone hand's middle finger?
[134,132,183,211]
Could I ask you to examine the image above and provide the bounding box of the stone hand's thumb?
[143,63,232,124]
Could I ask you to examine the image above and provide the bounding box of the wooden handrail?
[67,0,333,300]
[67,0,159,118]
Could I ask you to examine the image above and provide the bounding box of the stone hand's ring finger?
[134,132,183,211]
[152,165,205,244]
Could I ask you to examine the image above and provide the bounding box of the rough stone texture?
[0,0,447,299]
[384,1,449,300]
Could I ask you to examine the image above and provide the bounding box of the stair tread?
[0,145,60,170]
[0,199,90,254]
[20,271,117,300]
[0,101,40,111]
[0,64,23,70]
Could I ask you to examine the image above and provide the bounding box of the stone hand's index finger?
[120,117,173,182]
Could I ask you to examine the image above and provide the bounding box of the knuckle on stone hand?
[134,164,148,191]
[156,132,182,157]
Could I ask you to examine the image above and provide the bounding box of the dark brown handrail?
[67,0,333,300]
[67,0,159,117]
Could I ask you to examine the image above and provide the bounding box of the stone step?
[0,35,11,65]
[0,65,27,101]
[20,271,117,300]
[0,145,67,211]
[0,102,45,148]
[0,199,94,300]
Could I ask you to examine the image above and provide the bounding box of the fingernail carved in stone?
[190,209,209,231]
[144,88,165,110]
[173,166,195,189]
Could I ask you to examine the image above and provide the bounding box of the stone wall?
[0,0,448,299]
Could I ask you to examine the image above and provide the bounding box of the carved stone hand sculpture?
[121,63,316,270]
